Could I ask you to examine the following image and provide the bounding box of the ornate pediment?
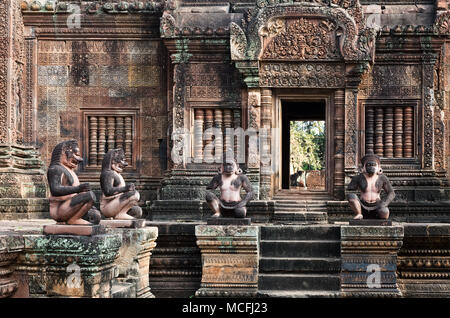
[260,17,342,61]
[231,2,374,62]
[230,1,376,87]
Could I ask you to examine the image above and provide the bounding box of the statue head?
[102,148,128,173]
[361,150,381,176]
[50,140,83,170]
[220,151,240,175]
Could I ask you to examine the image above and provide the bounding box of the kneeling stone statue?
[47,140,101,225]
[347,150,395,220]
[205,154,254,218]
[100,149,142,219]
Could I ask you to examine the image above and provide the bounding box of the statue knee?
[377,207,390,219]
[234,207,247,218]
[347,193,358,202]
[70,191,96,207]
[128,206,142,218]
[205,192,217,203]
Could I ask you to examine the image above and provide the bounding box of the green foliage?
[290,121,325,172]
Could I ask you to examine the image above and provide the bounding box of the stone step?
[111,282,136,298]
[257,290,341,298]
[260,240,340,258]
[259,257,341,273]
[261,225,340,241]
[258,273,340,291]
[272,212,328,224]
[274,207,327,212]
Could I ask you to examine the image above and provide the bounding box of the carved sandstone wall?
[36,40,166,177]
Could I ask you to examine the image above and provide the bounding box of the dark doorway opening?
[282,100,326,190]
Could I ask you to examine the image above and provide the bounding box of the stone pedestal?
[147,222,202,298]
[105,226,158,298]
[195,225,259,297]
[16,233,122,298]
[340,225,404,297]
[0,233,23,298]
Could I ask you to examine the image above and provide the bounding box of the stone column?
[0,233,23,298]
[340,225,404,297]
[16,233,122,298]
[105,227,158,298]
[195,225,259,297]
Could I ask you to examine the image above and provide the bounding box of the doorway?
[281,100,326,191]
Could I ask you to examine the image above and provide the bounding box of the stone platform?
[100,219,146,228]
[43,224,106,236]
[349,219,392,226]
[206,217,251,225]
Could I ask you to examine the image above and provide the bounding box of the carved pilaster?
[344,89,358,173]
[247,88,261,170]
[334,89,345,199]
[423,60,435,169]
[260,88,272,200]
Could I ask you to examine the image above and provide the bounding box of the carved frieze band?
[259,63,345,88]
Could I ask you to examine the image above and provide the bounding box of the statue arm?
[206,174,221,190]
[237,175,254,207]
[380,175,395,207]
[346,175,360,200]
[101,172,131,197]
[48,166,84,196]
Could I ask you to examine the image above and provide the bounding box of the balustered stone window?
[364,105,415,158]
[191,108,241,163]
[84,112,136,169]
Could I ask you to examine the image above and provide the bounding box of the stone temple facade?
[1,0,450,298]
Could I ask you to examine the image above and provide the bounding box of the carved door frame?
[272,89,334,196]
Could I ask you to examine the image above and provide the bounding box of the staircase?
[272,190,330,224]
[258,225,341,298]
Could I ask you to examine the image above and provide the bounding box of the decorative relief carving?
[359,65,421,98]
[259,62,345,88]
[185,64,241,101]
[230,22,247,60]
[434,12,450,35]
[0,0,8,143]
[261,17,341,61]
[345,89,358,169]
